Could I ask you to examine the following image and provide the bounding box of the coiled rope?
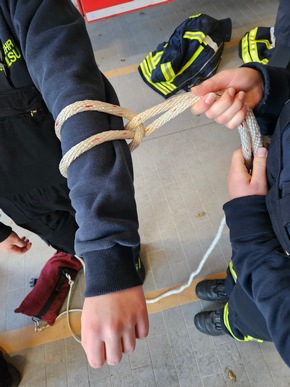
[55,92,263,305]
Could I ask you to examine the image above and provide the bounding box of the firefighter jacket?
[223,62,290,367]
[239,27,275,64]
[139,14,232,98]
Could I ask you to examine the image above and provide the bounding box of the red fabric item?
[15,251,82,325]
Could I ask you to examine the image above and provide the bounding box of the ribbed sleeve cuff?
[83,244,143,297]
[223,196,272,241]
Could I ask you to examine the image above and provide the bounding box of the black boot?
[0,351,21,387]
[195,279,227,301]
[194,310,227,336]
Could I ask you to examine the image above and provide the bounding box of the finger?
[104,335,123,366]
[135,314,149,340]
[227,148,252,199]
[82,339,106,369]
[204,88,237,120]
[121,329,136,355]
[21,242,32,252]
[250,147,268,194]
[214,92,247,128]
[229,148,248,176]
[14,238,29,247]
[226,104,248,129]
[191,92,218,115]
[227,148,249,186]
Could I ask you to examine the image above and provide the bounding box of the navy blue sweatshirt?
[224,63,290,366]
[0,0,142,296]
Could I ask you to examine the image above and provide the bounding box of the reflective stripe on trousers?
[223,261,264,343]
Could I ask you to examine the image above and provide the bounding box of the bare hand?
[191,68,264,128]
[0,231,32,254]
[227,147,268,200]
[81,285,149,368]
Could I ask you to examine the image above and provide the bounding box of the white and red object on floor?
[75,0,173,23]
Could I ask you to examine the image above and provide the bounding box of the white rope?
[146,216,226,303]
[237,106,263,169]
[64,273,82,343]
[55,92,262,177]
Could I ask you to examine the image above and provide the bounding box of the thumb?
[251,147,268,193]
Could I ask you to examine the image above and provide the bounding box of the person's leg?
[0,350,21,387]
[194,265,272,342]
[0,183,77,255]
[223,281,271,342]
[194,267,233,336]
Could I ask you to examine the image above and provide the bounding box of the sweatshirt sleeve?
[0,222,12,243]
[241,63,290,135]
[223,196,290,367]
[5,0,142,295]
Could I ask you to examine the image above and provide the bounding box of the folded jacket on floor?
[138,13,232,98]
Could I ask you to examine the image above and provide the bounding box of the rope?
[53,92,263,309]
[55,92,262,177]
[237,107,263,169]
[145,216,226,303]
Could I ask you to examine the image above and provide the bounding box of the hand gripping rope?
[55,92,263,310]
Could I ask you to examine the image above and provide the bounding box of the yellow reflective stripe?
[243,335,264,343]
[157,80,176,92]
[223,303,244,342]
[139,60,176,96]
[249,27,272,50]
[189,14,201,19]
[175,44,204,78]
[241,27,271,64]
[144,50,165,70]
[248,28,260,62]
[249,40,269,64]
[240,35,251,63]
[160,62,175,81]
[248,29,270,64]
[183,31,218,52]
[224,303,264,343]
[145,52,156,72]
[228,261,237,283]
[183,31,206,44]
[152,52,163,66]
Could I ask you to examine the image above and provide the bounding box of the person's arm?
[0,230,31,254]
[0,221,31,254]
[224,148,290,367]
[190,65,290,135]
[3,0,148,367]
[5,0,141,288]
